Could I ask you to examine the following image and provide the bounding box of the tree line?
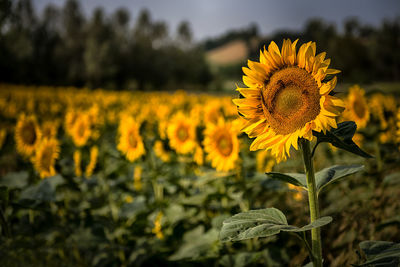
[0,0,399,90]
[0,0,212,90]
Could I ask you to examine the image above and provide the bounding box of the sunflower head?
[85,146,99,177]
[343,85,370,129]
[203,118,239,172]
[154,140,171,162]
[233,39,345,162]
[167,112,197,154]
[70,113,92,147]
[117,116,145,162]
[15,114,42,157]
[33,138,60,179]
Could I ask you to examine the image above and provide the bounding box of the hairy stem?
[300,139,323,267]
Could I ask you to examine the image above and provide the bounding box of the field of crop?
[0,83,399,266]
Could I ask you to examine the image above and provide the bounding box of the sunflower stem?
[300,139,323,267]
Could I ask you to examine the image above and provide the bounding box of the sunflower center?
[177,126,188,142]
[353,99,366,118]
[128,132,138,148]
[217,134,233,156]
[77,122,86,138]
[22,122,37,145]
[40,146,53,171]
[261,67,321,135]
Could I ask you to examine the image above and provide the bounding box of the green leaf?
[265,172,307,188]
[169,226,220,260]
[0,171,29,189]
[315,165,364,193]
[356,241,400,266]
[312,121,373,158]
[19,179,55,206]
[220,208,332,242]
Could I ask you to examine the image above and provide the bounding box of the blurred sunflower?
[167,113,196,154]
[41,120,58,139]
[154,140,170,162]
[256,150,275,173]
[15,114,42,157]
[73,150,82,177]
[152,211,164,240]
[33,138,60,179]
[85,146,98,177]
[0,129,6,150]
[203,119,239,172]
[233,39,344,162]
[117,117,145,162]
[194,144,204,166]
[134,165,142,191]
[70,113,92,147]
[343,85,370,129]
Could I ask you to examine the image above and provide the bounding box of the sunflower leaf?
[315,164,364,193]
[354,241,400,266]
[312,121,373,158]
[219,208,332,242]
[265,172,307,188]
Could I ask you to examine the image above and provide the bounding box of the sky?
[33,0,400,41]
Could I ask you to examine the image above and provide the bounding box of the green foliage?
[220,208,332,242]
[356,241,400,266]
[266,164,364,194]
[315,165,364,193]
[313,121,373,158]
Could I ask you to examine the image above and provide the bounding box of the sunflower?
[73,150,82,177]
[70,113,92,147]
[194,144,204,166]
[41,120,58,139]
[233,39,344,162]
[167,112,197,154]
[152,211,164,240]
[153,140,170,162]
[0,129,6,150]
[133,165,142,191]
[85,146,98,177]
[33,138,60,178]
[203,119,239,172]
[343,85,369,129]
[256,150,275,173]
[117,117,145,162]
[15,114,42,157]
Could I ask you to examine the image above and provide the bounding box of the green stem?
[300,139,323,267]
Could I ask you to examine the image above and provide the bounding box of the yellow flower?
[167,112,197,154]
[85,146,98,177]
[288,184,303,201]
[0,128,7,150]
[15,114,42,157]
[233,39,344,162]
[153,140,170,162]
[41,120,58,139]
[203,119,239,172]
[133,165,142,191]
[73,150,82,177]
[70,113,92,147]
[343,85,370,129]
[194,144,204,166]
[125,195,134,203]
[256,150,275,173]
[117,117,145,162]
[32,138,60,179]
[152,211,164,240]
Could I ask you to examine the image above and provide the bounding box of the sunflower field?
[1,41,400,266]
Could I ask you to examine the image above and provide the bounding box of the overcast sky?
[33,0,400,41]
